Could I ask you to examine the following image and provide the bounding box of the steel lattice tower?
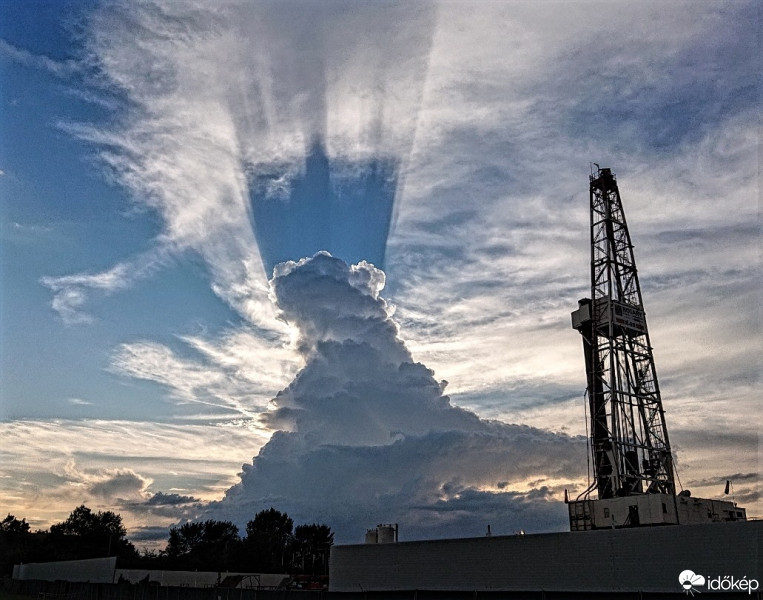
[572,167,676,500]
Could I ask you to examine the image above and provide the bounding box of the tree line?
[0,506,333,577]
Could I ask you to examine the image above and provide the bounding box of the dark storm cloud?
[87,470,148,500]
[731,488,759,506]
[128,526,173,542]
[145,491,201,506]
[688,473,758,488]
[122,491,206,522]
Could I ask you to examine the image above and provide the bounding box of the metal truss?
[576,167,676,500]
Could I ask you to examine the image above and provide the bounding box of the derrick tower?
[567,167,746,530]
[573,167,675,500]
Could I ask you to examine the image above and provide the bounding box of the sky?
[0,0,760,548]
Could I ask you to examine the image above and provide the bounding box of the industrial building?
[330,521,761,593]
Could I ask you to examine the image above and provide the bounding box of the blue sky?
[1,0,760,546]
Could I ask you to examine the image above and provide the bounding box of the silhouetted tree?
[244,508,293,572]
[292,523,333,575]
[1,507,336,577]
[49,505,137,561]
[0,514,36,576]
[51,505,125,538]
[1,514,30,534]
[166,519,240,571]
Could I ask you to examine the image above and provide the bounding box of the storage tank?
[377,524,398,544]
[364,524,398,544]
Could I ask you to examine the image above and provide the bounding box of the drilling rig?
[567,167,747,531]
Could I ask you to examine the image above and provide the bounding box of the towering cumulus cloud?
[211,253,584,541]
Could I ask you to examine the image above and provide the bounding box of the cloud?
[731,488,760,506]
[0,39,79,78]
[145,491,201,506]
[40,250,169,325]
[88,471,150,501]
[121,492,206,531]
[45,1,759,397]
[68,398,93,406]
[127,526,173,543]
[687,473,758,488]
[48,3,272,328]
[62,461,151,502]
[208,254,585,541]
[0,419,269,533]
[109,327,299,419]
[381,3,760,470]
[46,0,434,327]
